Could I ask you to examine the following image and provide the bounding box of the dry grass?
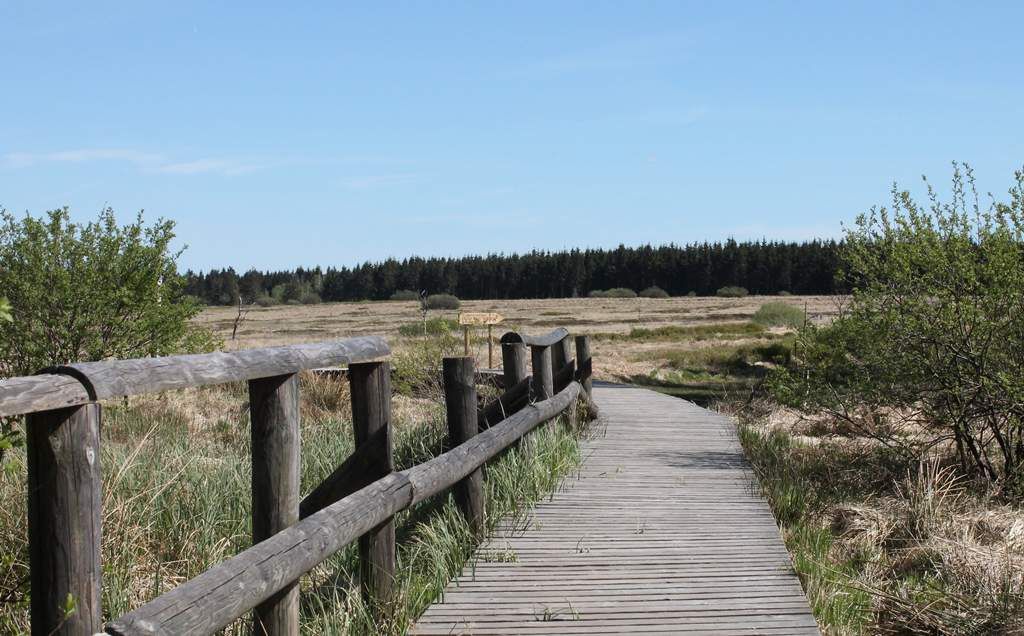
[733,400,1024,635]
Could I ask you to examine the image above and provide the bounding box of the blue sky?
[2,1,1022,271]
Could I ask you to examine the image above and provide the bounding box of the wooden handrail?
[0,373,91,418]
[499,327,569,347]
[5,329,593,636]
[104,381,584,635]
[0,337,390,417]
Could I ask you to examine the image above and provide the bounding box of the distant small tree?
[639,286,669,298]
[390,289,419,301]
[425,293,460,310]
[716,286,749,298]
[0,207,218,377]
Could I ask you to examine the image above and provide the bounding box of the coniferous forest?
[184,239,843,305]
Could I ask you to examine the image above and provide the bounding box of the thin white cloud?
[338,174,419,190]
[516,33,692,77]
[1,147,262,176]
[156,158,259,176]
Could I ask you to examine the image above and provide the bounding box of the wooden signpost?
[458,312,504,368]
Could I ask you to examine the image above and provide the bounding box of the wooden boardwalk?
[412,384,820,635]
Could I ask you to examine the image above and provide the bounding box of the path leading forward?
[411,384,820,635]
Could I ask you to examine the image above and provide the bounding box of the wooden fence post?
[575,335,592,398]
[531,345,553,401]
[556,336,573,375]
[26,403,102,636]
[501,342,528,388]
[443,357,485,536]
[249,373,301,636]
[349,361,396,613]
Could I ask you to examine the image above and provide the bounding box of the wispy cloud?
[406,213,542,229]
[516,33,692,77]
[156,158,260,176]
[337,174,420,190]
[1,147,263,176]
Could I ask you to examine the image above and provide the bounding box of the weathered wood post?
[554,336,572,378]
[443,357,485,536]
[575,335,593,398]
[531,345,553,401]
[249,374,301,636]
[349,360,396,613]
[501,341,528,388]
[26,403,103,636]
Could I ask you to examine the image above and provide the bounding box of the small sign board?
[458,312,504,326]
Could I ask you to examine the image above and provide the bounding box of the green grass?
[736,421,873,634]
[593,321,766,342]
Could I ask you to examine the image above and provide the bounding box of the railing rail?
[4,327,593,635]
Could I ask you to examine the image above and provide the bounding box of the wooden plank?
[458,312,504,326]
[249,374,301,636]
[105,474,413,635]
[443,357,485,537]
[0,373,91,418]
[26,403,102,635]
[47,336,389,400]
[500,327,569,348]
[410,385,820,635]
[349,360,396,614]
[530,345,553,400]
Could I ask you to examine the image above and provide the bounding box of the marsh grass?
[733,401,1024,635]
[593,321,765,342]
[0,355,588,634]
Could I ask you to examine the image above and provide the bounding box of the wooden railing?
[1,327,594,635]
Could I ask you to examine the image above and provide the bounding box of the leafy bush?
[589,288,637,298]
[254,295,278,307]
[0,207,217,377]
[716,286,749,298]
[424,293,460,310]
[753,302,806,329]
[771,165,1024,491]
[398,317,459,337]
[686,290,697,297]
[299,292,322,305]
[777,290,792,296]
[392,330,464,399]
[390,289,419,301]
[606,287,637,298]
[639,286,669,298]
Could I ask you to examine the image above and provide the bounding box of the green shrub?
[771,164,1024,490]
[639,286,669,298]
[587,290,609,298]
[390,289,419,301]
[398,317,459,337]
[424,293,460,310]
[286,299,302,306]
[0,207,217,377]
[254,295,278,307]
[299,292,322,305]
[686,290,697,297]
[777,290,792,296]
[716,286,749,298]
[753,302,806,329]
[606,287,637,298]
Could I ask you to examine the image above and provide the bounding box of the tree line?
[183,239,844,305]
